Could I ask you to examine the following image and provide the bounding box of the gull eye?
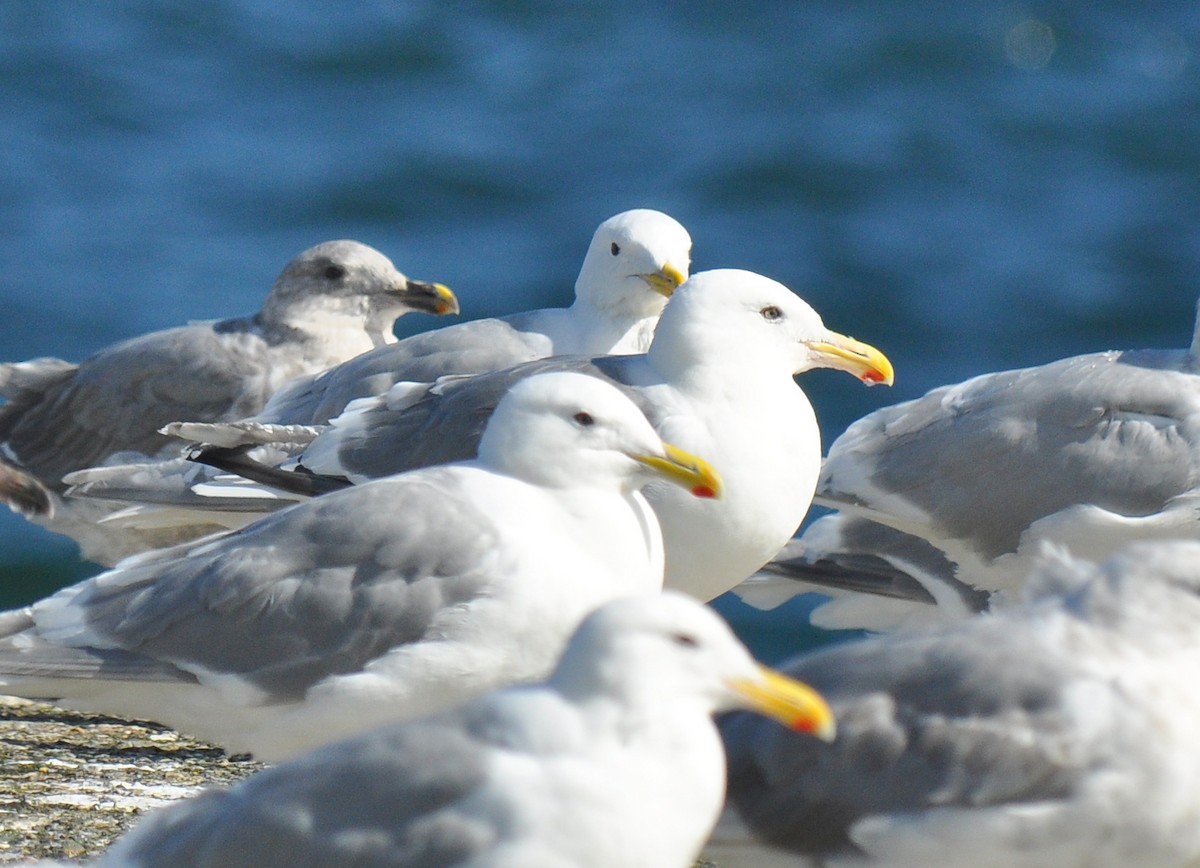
[671,632,699,648]
[324,264,347,280]
[610,242,621,256]
[760,305,783,322]
[573,412,595,427]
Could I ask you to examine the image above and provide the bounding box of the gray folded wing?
[819,348,1200,561]
[1,470,504,703]
[0,321,277,485]
[262,314,556,426]
[304,354,643,481]
[721,616,1094,859]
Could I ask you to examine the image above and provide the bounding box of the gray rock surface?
[0,697,260,863]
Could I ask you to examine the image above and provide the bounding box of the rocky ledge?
[0,697,261,863]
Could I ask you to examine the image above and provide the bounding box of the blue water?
[2,2,1198,659]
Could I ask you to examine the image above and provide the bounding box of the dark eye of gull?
[573,412,595,427]
[671,632,699,648]
[761,305,783,321]
[324,264,347,280]
[611,242,621,256]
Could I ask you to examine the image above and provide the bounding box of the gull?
[89,592,835,868]
[0,372,721,761]
[736,300,1200,629]
[257,208,692,427]
[713,541,1200,868]
[132,269,894,603]
[0,240,458,563]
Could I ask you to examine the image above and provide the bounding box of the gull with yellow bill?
[0,372,720,761]
[89,593,835,868]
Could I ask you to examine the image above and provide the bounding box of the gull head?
[574,210,692,318]
[477,372,720,498]
[262,240,458,338]
[649,268,893,387]
[552,591,836,740]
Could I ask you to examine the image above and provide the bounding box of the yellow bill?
[635,441,723,499]
[640,262,689,297]
[728,664,837,741]
[806,332,894,386]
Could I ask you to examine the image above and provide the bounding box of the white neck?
[566,296,661,355]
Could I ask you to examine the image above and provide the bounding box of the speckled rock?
[0,697,261,863]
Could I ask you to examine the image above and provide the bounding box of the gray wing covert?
[821,351,1200,559]
[312,355,620,480]
[722,617,1089,858]
[269,317,554,426]
[1,324,271,484]
[32,471,504,702]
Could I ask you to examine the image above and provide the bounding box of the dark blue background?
[3,2,1198,659]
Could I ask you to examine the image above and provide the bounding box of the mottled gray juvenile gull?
[735,303,1200,629]
[0,240,457,563]
[88,593,834,868]
[0,372,721,761]
[136,269,894,603]
[257,208,692,426]
[712,540,1200,868]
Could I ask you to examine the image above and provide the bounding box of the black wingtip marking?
[190,445,352,497]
